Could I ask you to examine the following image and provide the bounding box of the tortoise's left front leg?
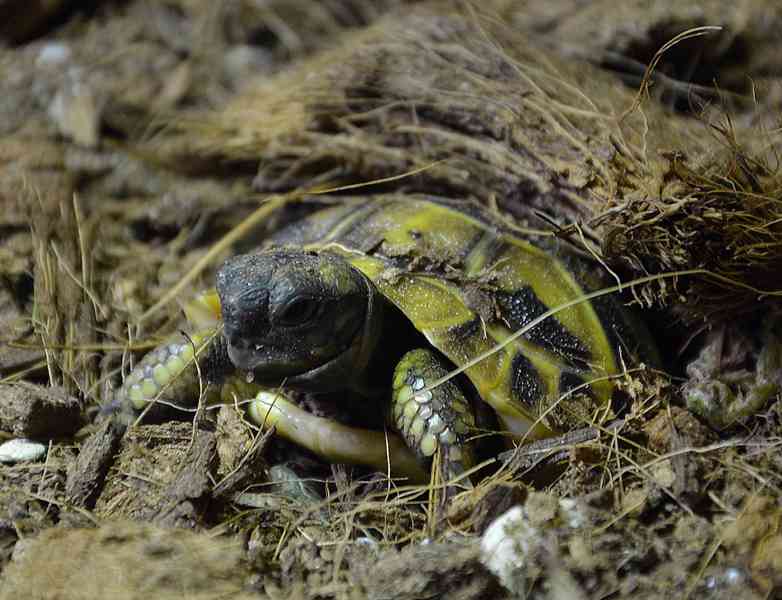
[111,289,233,422]
[390,348,477,486]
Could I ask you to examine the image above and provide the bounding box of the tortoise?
[114,197,656,482]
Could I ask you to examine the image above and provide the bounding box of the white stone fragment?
[0,438,48,464]
[558,497,587,529]
[223,45,272,85]
[36,43,71,68]
[354,536,380,555]
[48,73,101,147]
[480,505,537,594]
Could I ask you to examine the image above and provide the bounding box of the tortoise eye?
[277,296,321,326]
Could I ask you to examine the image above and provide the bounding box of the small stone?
[0,438,47,463]
[480,505,536,594]
[48,76,102,148]
[354,536,380,555]
[223,45,272,86]
[36,43,71,68]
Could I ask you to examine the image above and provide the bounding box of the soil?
[1,1,782,599]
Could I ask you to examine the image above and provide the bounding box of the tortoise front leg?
[234,382,427,483]
[391,349,476,485]
[112,288,230,420]
[112,329,426,481]
[111,329,232,423]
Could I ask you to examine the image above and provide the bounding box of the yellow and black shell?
[262,197,654,441]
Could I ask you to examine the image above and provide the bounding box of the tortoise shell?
[253,197,652,440]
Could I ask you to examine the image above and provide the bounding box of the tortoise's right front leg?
[112,329,231,421]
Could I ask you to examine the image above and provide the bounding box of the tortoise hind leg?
[391,348,476,486]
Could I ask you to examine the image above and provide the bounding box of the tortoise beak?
[225,340,264,371]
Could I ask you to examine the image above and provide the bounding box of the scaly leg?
[112,329,230,421]
[112,331,426,482]
[391,348,476,486]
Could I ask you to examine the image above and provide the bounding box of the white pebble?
[0,438,48,463]
[36,43,71,68]
[223,45,272,84]
[354,536,380,555]
[559,497,587,529]
[480,505,536,594]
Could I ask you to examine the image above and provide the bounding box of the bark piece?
[65,417,123,508]
[152,418,217,528]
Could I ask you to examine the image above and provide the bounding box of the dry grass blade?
[620,25,723,123]
[137,195,290,324]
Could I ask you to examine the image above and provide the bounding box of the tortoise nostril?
[225,334,264,354]
[229,335,250,351]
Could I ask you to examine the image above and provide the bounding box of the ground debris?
[213,405,271,498]
[151,417,217,528]
[359,540,502,600]
[684,321,782,429]
[501,0,780,114]
[92,421,214,523]
[446,479,527,533]
[0,521,256,600]
[65,417,123,509]
[0,382,81,439]
[721,495,782,594]
[2,0,782,598]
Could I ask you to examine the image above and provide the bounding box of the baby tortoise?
[114,198,656,483]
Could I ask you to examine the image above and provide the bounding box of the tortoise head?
[215,248,379,390]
